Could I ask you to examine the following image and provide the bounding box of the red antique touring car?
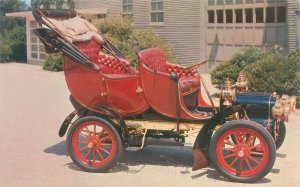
[32,8,295,183]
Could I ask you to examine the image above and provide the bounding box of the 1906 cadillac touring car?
[32,8,296,183]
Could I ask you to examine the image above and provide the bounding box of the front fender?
[193,104,244,149]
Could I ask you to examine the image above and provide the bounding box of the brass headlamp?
[221,79,236,106]
[290,96,297,112]
[234,73,248,93]
[272,100,284,120]
[272,94,292,122]
[281,94,291,121]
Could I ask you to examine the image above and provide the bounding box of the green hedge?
[211,47,300,95]
[43,54,64,72]
[243,51,300,95]
[211,47,265,86]
[210,62,240,86]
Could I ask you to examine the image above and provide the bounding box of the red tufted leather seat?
[74,40,137,75]
[74,40,100,64]
[97,52,138,75]
[138,48,200,96]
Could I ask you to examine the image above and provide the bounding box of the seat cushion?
[166,64,200,96]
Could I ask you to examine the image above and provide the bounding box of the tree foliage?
[0,0,27,62]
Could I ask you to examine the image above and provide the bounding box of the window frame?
[150,0,164,23]
[30,21,46,60]
[122,0,133,19]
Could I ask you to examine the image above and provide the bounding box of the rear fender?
[58,109,85,137]
[90,105,128,143]
[59,106,127,144]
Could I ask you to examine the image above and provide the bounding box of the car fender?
[193,104,244,150]
[58,106,127,144]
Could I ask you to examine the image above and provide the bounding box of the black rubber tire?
[209,120,276,183]
[275,122,286,150]
[66,116,122,172]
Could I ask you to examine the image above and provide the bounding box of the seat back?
[138,48,167,72]
[73,40,100,64]
[97,53,134,74]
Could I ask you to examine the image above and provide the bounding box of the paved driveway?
[0,63,300,187]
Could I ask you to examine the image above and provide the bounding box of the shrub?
[98,18,133,42]
[97,18,177,68]
[5,26,27,62]
[43,54,64,72]
[211,47,265,87]
[243,52,300,95]
[0,25,26,62]
[211,62,240,86]
[229,47,265,68]
[0,38,12,62]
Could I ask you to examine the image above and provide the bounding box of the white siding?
[287,0,300,51]
[133,0,203,65]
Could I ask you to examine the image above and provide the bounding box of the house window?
[122,0,133,19]
[217,0,224,5]
[255,8,264,23]
[235,0,243,4]
[245,8,253,23]
[208,10,215,23]
[277,6,286,23]
[208,0,215,6]
[245,0,253,4]
[266,7,275,23]
[226,9,233,23]
[151,0,164,23]
[225,0,233,5]
[217,10,224,23]
[235,9,243,23]
[30,21,45,60]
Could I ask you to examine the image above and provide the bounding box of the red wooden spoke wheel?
[209,120,276,183]
[67,116,122,172]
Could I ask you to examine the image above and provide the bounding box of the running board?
[124,120,204,132]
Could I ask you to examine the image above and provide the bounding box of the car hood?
[234,92,276,106]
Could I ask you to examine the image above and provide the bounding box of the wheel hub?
[235,144,250,158]
[238,150,245,158]
[87,142,94,149]
[87,139,100,149]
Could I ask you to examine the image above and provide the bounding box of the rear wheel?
[209,120,276,183]
[66,116,122,172]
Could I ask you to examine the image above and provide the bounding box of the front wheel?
[66,116,122,172]
[209,120,276,183]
